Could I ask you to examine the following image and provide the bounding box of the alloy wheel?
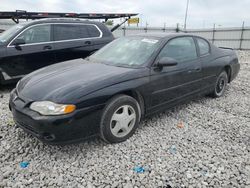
[110,105,136,138]
[215,77,226,95]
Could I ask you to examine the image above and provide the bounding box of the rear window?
[197,38,210,55]
[87,25,101,37]
[53,24,91,41]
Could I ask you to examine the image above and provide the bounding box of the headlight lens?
[30,101,76,115]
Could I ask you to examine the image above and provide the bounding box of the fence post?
[239,21,245,50]
[176,23,179,33]
[212,24,215,44]
[123,25,126,36]
[145,21,148,33]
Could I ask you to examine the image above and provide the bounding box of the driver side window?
[158,37,197,62]
[13,24,51,45]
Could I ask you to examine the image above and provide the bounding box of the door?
[149,36,202,113]
[195,37,216,92]
[4,24,55,77]
[52,24,96,62]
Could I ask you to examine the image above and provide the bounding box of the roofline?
[21,18,105,24]
[126,33,199,39]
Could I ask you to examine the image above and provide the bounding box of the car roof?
[22,18,103,26]
[128,33,200,40]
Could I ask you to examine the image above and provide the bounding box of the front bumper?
[9,89,104,144]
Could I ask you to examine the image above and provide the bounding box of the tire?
[0,71,4,85]
[100,94,141,143]
[210,71,228,98]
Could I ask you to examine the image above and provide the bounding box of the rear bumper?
[230,63,240,82]
[9,89,104,145]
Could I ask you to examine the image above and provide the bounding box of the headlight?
[30,101,76,116]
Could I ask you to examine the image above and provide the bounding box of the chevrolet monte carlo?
[9,33,240,144]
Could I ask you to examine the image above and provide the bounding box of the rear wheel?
[100,95,141,143]
[210,71,228,98]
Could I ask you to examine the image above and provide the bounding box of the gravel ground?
[0,51,250,188]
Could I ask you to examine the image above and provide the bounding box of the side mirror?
[12,38,25,46]
[157,57,178,67]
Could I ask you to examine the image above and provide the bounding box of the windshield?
[89,37,160,67]
[0,23,26,43]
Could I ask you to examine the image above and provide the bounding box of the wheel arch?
[115,89,145,118]
[224,65,232,83]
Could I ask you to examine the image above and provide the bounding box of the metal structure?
[184,0,190,30]
[112,24,250,50]
[0,10,138,23]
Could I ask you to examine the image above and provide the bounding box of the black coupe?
[9,34,240,144]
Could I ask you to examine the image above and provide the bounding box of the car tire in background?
[210,71,228,98]
[100,94,141,143]
[0,71,4,85]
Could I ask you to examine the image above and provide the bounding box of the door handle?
[84,41,91,45]
[43,45,52,50]
[188,68,201,73]
[194,67,201,72]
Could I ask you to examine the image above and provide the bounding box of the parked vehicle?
[9,33,240,144]
[0,18,114,84]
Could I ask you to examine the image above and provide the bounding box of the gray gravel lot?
[0,51,250,188]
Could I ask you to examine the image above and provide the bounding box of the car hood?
[17,59,148,103]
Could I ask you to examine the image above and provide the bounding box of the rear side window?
[197,38,210,56]
[53,24,90,41]
[158,37,197,62]
[14,24,51,44]
[87,25,101,37]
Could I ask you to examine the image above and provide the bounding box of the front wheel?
[100,95,141,143]
[210,71,228,98]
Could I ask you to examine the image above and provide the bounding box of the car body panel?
[149,58,202,112]
[17,59,150,104]
[9,33,240,144]
[5,42,56,76]
[10,89,103,144]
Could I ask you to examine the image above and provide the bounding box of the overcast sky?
[1,0,249,28]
